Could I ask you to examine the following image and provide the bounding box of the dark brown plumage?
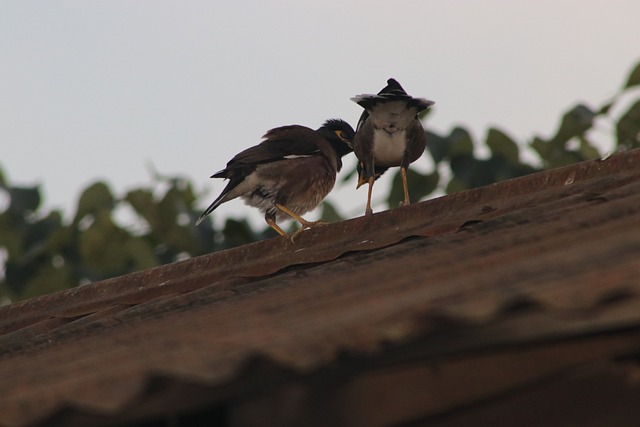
[351,79,434,216]
[196,119,355,240]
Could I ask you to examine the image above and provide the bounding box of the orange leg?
[356,175,367,189]
[266,217,287,236]
[365,176,375,216]
[275,204,328,242]
[400,166,411,207]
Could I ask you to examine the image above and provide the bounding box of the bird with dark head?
[351,78,434,216]
[196,119,355,241]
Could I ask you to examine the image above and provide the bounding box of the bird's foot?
[289,220,328,243]
[301,219,329,228]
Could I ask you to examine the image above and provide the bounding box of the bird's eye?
[335,130,351,141]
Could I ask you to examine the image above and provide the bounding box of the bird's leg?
[276,204,327,228]
[400,166,411,207]
[265,216,287,237]
[365,176,375,216]
[275,204,328,242]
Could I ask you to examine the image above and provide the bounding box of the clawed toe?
[288,220,329,242]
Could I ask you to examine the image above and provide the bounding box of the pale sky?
[2,1,639,227]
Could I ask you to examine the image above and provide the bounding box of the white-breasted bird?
[351,79,434,216]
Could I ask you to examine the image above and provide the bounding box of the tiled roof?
[2,149,640,426]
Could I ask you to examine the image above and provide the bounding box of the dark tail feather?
[379,78,407,96]
[195,194,226,226]
[210,167,229,179]
[195,173,240,226]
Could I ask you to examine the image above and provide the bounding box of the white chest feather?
[372,128,406,166]
[367,100,418,166]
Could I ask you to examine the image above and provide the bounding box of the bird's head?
[317,119,356,157]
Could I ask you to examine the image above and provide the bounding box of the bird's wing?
[352,114,378,183]
[232,125,321,165]
[210,125,323,179]
[355,109,370,133]
[403,119,428,165]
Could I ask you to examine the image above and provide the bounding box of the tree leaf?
[124,238,158,271]
[579,137,601,160]
[221,218,260,248]
[73,182,114,224]
[486,128,520,163]
[125,188,156,226]
[78,211,129,272]
[8,186,41,216]
[320,200,344,222]
[425,130,449,163]
[0,224,24,258]
[387,169,439,207]
[551,104,596,146]
[5,257,74,300]
[448,127,474,157]
[616,99,640,150]
[445,176,468,194]
[598,101,613,116]
[623,61,640,89]
[530,136,550,160]
[410,170,439,202]
[449,155,479,188]
[19,262,74,301]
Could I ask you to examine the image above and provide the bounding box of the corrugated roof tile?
[1,149,640,426]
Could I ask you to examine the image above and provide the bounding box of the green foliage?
[617,99,640,151]
[74,182,115,224]
[624,61,640,89]
[530,104,599,168]
[388,168,439,207]
[2,60,640,303]
[385,60,640,201]
[420,126,538,196]
[320,200,345,223]
[0,171,265,302]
